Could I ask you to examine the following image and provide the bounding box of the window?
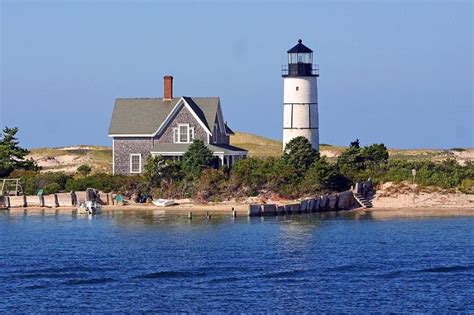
[173,128,178,143]
[189,127,195,141]
[130,154,142,173]
[173,124,195,143]
[296,86,299,91]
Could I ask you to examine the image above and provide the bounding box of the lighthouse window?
[296,86,299,91]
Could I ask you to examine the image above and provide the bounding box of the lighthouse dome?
[287,39,313,54]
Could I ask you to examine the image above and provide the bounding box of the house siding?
[211,117,230,145]
[114,137,153,175]
[154,104,208,144]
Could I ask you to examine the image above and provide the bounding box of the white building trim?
[154,97,212,137]
[112,138,115,175]
[108,97,212,138]
[129,153,142,174]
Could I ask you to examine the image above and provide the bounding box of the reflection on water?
[0,209,472,313]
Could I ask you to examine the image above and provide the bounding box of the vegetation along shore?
[1,127,473,214]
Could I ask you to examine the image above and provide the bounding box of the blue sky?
[1,1,472,149]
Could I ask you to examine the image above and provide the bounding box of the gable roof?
[108,97,220,136]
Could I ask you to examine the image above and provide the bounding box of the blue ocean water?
[0,210,473,313]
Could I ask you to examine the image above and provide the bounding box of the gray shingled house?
[108,76,247,175]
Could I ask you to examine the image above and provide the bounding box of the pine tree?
[0,127,39,177]
[181,140,215,179]
[283,136,319,173]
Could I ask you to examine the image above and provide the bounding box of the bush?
[77,164,92,177]
[195,168,228,202]
[10,170,72,195]
[43,182,62,195]
[65,173,138,193]
[143,155,182,188]
[181,140,215,179]
[302,157,350,194]
[230,157,270,196]
[459,178,474,194]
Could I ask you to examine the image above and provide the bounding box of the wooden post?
[71,191,77,207]
[188,212,192,220]
[206,211,211,219]
[39,195,45,207]
[6,196,10,209]
[110,193,114,205]
[54,194,59,207]
[106,193,110,205]
[232,208,236,218]
[22,195,27,207]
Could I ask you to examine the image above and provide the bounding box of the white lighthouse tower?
[282,39,319,151]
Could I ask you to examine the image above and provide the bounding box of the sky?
[1,0,472,149]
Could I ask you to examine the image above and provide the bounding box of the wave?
[63,277,115,285]
[259,269,311,279]
[12,272,80,279]
[420,265,474,273]
[136,270,207,279]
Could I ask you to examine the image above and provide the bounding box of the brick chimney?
[163,75,173,100]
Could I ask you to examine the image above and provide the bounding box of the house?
[108,76,248,175]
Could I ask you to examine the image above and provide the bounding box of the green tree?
[283,136,319,173]
[302,156,350,193]
[181,140,215,179]
[77,164,92,177]
[143,155,181,187]
[361,143,389,166]
[0,127,39,177]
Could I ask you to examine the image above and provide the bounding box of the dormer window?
[173,124,194,143]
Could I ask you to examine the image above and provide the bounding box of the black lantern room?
[282,39,319,77]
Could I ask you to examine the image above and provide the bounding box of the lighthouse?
[282,39,319,151]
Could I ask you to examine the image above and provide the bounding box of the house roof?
[225,124,235,135]
[108,97,220,136]
[151,143,247,155]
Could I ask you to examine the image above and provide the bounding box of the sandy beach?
[3,196,473,219]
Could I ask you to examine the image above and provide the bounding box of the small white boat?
[152,198,175,207]
[78,201,102,215]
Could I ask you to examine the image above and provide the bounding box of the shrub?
[143,155,182,188]
[43,182,62,195]
[230,157,270,196]
[65,173,138,193]
[10,170,71,195]
[77,164,92,177]
[459,178,474,194]
[181,140,215,179]
[195,168,228,202]
[302,157,350,194]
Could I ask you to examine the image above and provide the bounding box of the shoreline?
[2,203,473,219]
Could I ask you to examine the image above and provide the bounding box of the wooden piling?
[70,191,77,207]
[54,194,59,207]
[188,212,193,220]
